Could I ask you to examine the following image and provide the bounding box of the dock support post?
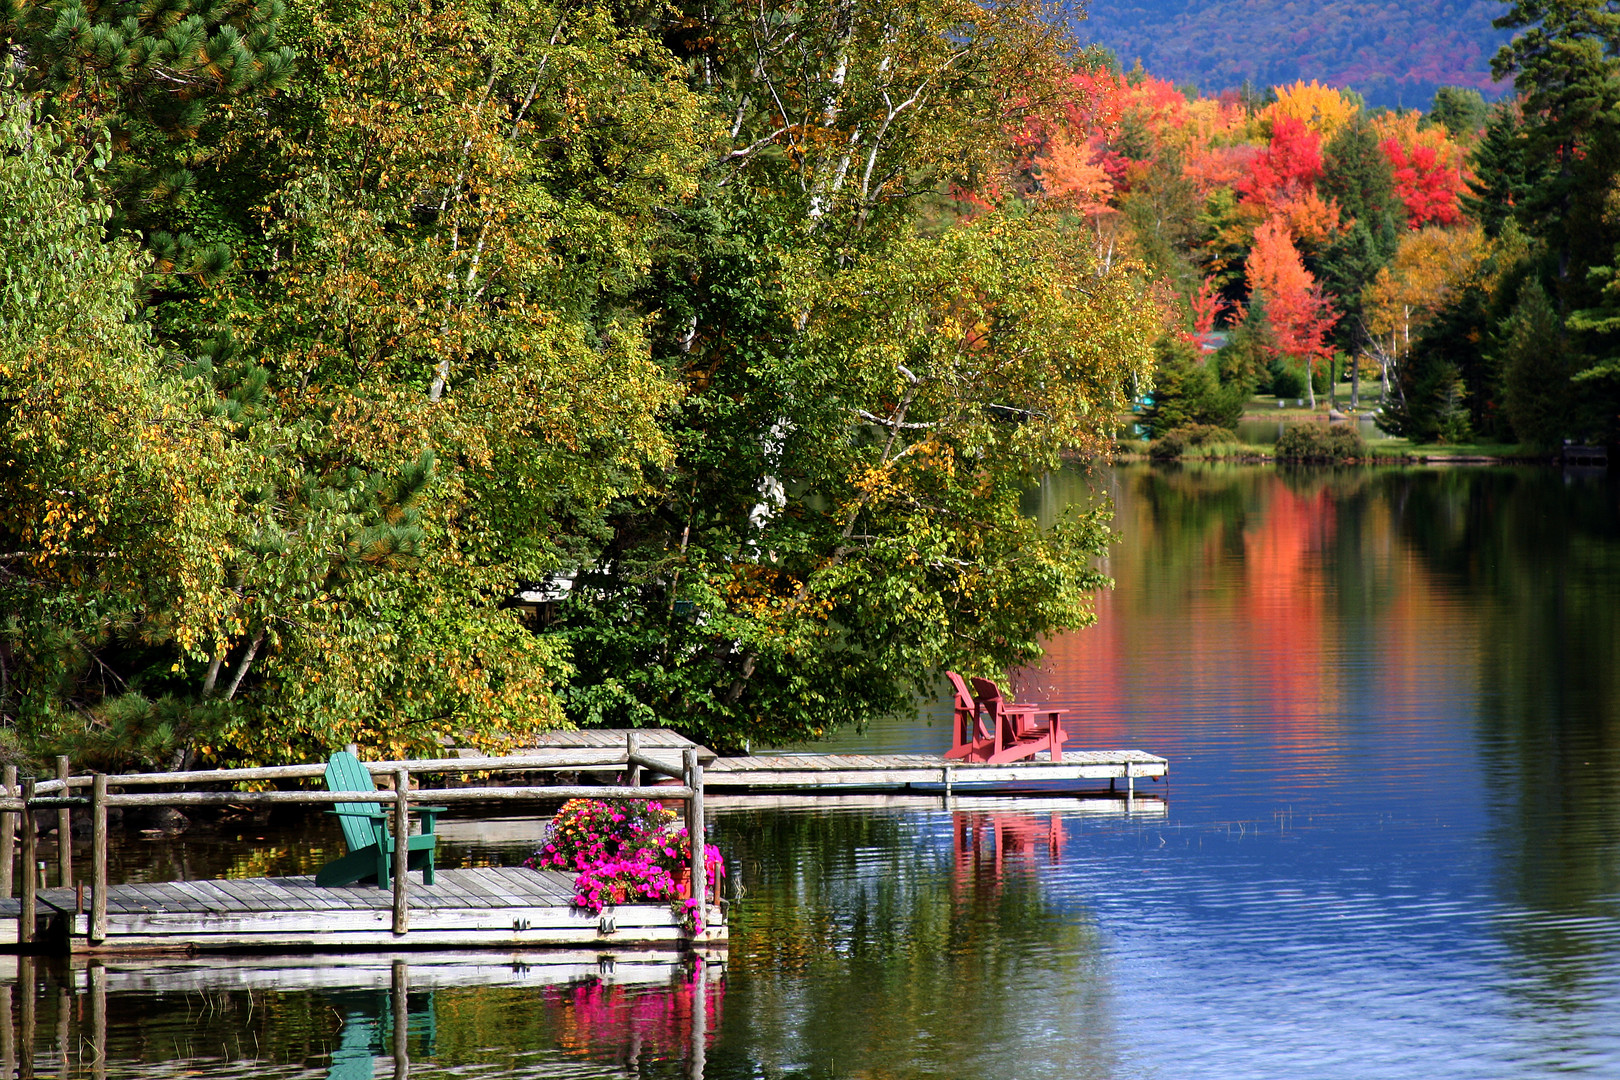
[90,775,107,944]
[943,766,953,800]
[626,732,641,788]
[392,770,409,935]
[391,960,409,1079]
[689,956,707,1080]
[684,749,706,933]
[1,764,15,901]
[54,984,68,1078]
[55,757,71,889]
[88,963,106,1080]
[18,957,33,1080]
[0,984,10,1080]
[19,778,35,945]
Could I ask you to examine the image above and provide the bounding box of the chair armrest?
[415,806,447,835]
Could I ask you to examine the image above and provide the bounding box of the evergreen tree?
[1463,103,1556,239]
[1320,114,1398,228]
[1426,86,1488,140]
[1141,337,1246,436]
[1215,292,1275,393]
[1491,0,1620,442]
[1501,278,1584,445]
[2,0,295,282]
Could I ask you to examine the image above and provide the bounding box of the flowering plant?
[526,799,725,931]
[524,798,677,874]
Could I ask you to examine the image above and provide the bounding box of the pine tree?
[1462,103,1555,239]
[1321,114,1397,228]
[1426,87,1488,140]
[3,0,295,280]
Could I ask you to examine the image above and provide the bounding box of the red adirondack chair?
[969,676,1068,764]
[944,671,994,761]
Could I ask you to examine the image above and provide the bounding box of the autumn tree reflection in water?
[713,806,1117,1080]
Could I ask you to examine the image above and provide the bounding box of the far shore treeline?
[0,0,1612,772]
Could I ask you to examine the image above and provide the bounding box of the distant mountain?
[1074,0,1514,109]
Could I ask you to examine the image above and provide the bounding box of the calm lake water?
[8,463,1620,1078]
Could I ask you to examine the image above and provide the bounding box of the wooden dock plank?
[63,867,723,952]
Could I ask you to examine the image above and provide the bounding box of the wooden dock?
[0,866,724,953]
[703,749,1169,793]
[0,746,721,956]
[504,731,1170,797]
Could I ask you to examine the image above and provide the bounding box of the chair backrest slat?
[970,677,1007,714]
[324,751,382,852]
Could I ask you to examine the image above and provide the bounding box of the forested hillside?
[1077,0,1511,107]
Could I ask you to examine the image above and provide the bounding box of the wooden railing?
[0,732,707,945]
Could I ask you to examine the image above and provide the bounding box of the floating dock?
[511,731,1170,796]
[0,866,725,954]
[704,749,1168,793]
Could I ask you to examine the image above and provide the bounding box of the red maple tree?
[1248,217,1338,392]
[1382,137,1466,227]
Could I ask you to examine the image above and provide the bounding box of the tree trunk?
[222,631,265,701]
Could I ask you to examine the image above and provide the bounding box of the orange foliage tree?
[1248,218,1339,405]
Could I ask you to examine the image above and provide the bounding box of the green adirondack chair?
[314,751,445,889]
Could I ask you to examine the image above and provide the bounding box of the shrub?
[1148,431,1187,460]
[1268,363,1306,400]
[1172,423,1237,447]
[1275,422,1366,462]
[1148,424,1239,461]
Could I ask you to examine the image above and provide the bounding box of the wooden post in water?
[0,983,13,1080]
[19,779,35,946]
[391,960,409,1080]
[53,985,67,1079]
[392,769,409,936]
[1,764,15,901]
[683,749,706,932]
[626,732,641,789]
[90,775,107,944]
[688,955,706,1080]
[53,758,70,890]
[18,956,33,1080]
[87,963,106,1080]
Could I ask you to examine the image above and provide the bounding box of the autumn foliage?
[1248,218,1338,366]
[1023,59,1474,385]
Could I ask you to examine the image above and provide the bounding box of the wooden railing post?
[683,749,706,933]
[626,732,641,788]
[18,778,34,945]
[1,763,15,900]
[392,769,409,935]
[90,774,107,944]
[54,756,71,889]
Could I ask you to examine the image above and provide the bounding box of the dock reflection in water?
[0,951,722,1079]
